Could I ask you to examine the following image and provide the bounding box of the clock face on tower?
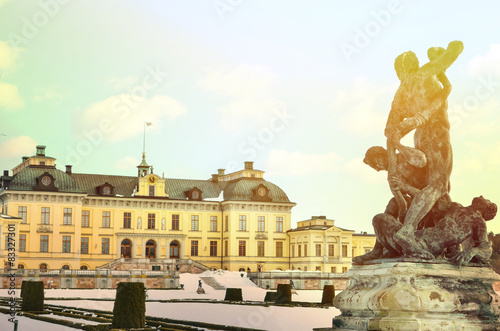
[148,176,156,184]
[41,176,51,186]
[257,187,267,197]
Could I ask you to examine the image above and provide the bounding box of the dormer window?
[252,184,272,202]
[185,187,202,201]
[34,172,57,191]
[96,182,114,196]
[103,186,111,195]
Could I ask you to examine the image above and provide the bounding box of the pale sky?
[1,1,499,232]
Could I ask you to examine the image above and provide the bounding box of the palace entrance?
[145,240,156,258]
[169,240,180,259]
[121,239,132,258]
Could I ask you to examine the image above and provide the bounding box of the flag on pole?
[146,122,152,126]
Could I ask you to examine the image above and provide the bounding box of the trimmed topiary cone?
[321,284,335,305]
[275,284,292,304]
[224,288,243,301]
[112,282,146,329]
[21,281,44,312]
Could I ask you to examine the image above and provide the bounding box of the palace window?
[41,207,50,224]
[316,244,321,257]
[172,214,179,230]
[342,267,348,273]
[210,241,217,257]
[238,240,246,256]
[224,241,228,257]
[298,244,302,257]
[148,213,155,229]
[304,244,308,257]
[276,217,283,232]
[81,237,89,254]
[62,236,71,253]
[328,244,335,257]
[102,238,110,254]
[257,241,265,257]
[149,185,155,196]
[239,215,246,231]
[40,235,49,252]
[123,212,131,228]
[258,216,265,232]
[292,244,295,257]
[225,215,228,232]
[276,241,283,257]
[63,208,72,225]
[210,216,217,232]
[102,211,110,228]
[342,244,348,257]
[19,234,26,252]
[191,240,199,256]
[331,266,336,273]
[191,215,199,231]
[81,210,90,227]
[18,206,27,224]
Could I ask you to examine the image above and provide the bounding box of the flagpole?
[143,121,146,155]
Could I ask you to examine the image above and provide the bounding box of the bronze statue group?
[354,41,498,266]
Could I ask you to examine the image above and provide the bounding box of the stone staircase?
[200,276,225,290]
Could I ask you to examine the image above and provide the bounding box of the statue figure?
[137,217,142,229]
[385,41,464,258]
[368,196,497,266]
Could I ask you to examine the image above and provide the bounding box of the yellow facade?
[0,145,374,273]
[288,216,376,273]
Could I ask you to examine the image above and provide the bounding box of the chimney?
[3,170,8,176]
[211,174,219,182]
[244,161,254,170]
[65,165,72,175]
[22,156,28,162]
[217,169,225,176]
[36,145,46,157]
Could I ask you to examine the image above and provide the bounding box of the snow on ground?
[0,271,341,330]
[0,313,81,330]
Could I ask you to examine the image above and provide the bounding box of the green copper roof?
[223,178,291,203]
[9,168,82,193]
[71,173,137,196]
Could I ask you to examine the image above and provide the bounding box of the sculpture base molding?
[331,261,500,330]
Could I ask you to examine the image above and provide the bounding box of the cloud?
[0,41,18,70]
[197,64,280,130]
[331,77,396,136]
[114,156,140,170]
[33,85,70,101]
[107,76,139,91]
[265,149,339,176]
[76,94,187,142]
[468,44,500,77]
[0,82,24,110]
[0,136,37,159]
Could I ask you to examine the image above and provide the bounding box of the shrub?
[264,291,276,302]
[275,284,291,304]
[21,281,44,312]
[224,288,243,301]
[321,284,335,305]
[111,282,146,329]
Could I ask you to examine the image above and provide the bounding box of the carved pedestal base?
[331,261,500,330]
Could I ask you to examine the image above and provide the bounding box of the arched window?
[62,265,70,270]
[80,265,88,270]
[121,239,132,258]
[169,240,180,259]
[18,264,25,269]
[40,263,48,270]
[145,240,156,259]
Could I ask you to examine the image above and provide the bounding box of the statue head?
[472,196,498,221]
[394,51,419,81]
[364,146,388,172]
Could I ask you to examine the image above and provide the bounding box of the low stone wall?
[0,269,180,289]
[248,271,349,290]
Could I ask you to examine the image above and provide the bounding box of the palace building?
[0,145,375,273]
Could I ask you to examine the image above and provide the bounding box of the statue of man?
[386,41,464,258]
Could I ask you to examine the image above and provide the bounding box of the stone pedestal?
[332,261,500,330]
